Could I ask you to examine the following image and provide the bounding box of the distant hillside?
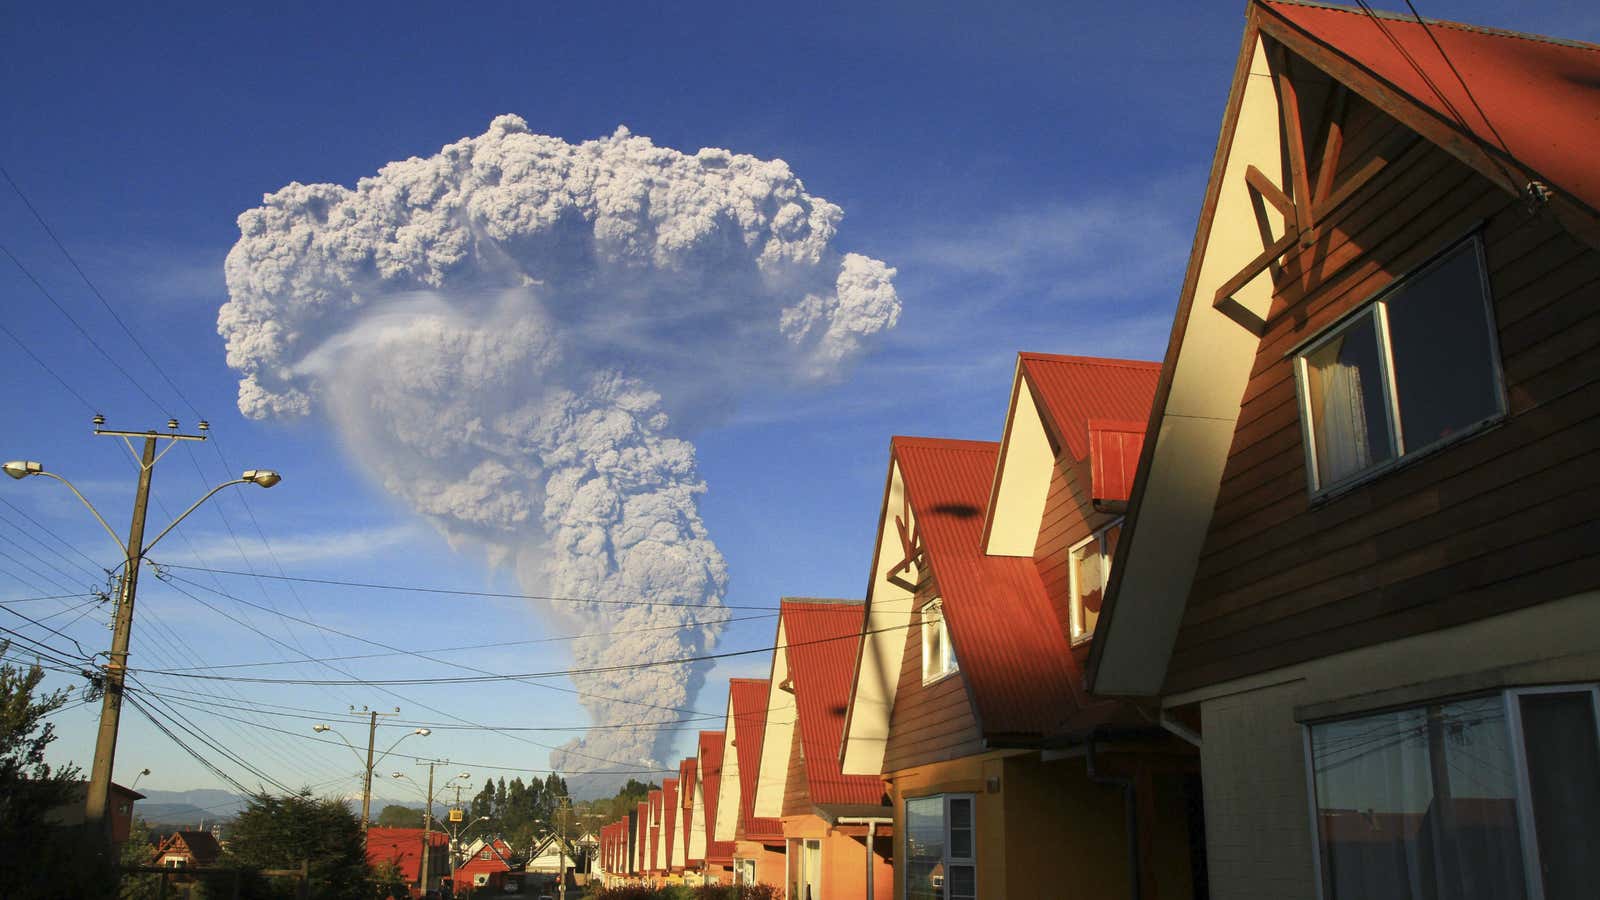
[133,789,424,828]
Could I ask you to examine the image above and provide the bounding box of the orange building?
[711,678,786,888]
[751,599,894,900]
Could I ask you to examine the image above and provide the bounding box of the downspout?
[837,816,892,900]
[1086,728,1141,900]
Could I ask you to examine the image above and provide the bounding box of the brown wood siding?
[881,583,985,772]
[1035,453,1120,638]
[781,712,809,818]
[1165,108,1600,693]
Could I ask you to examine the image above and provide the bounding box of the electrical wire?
[132,604,906,687]
[155,561,793,611]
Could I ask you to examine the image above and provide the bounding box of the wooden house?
[366,827,449,895]
[712,677,787,887]
[151,829,222,870]
[751,598,894,900]
[690,729,736,884]
[678,756,698,876]
[838,355,1206,900]
[1086,3,1600,899]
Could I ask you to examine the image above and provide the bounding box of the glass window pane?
[950,797,972,830]
[1071,540,1102,641]
[1310,697,1526,900]
[906,797,945,900]
[1518,692,1600,900]
[948,864,976,900]
[1303,312,1395,488]
[1384,243,1502,452]
[924,605,944,678]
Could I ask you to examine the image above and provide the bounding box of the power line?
[148,609,776,672]
[0,320,98,413]
[149,571,679,774]
[156,561,779,611]
[1,165,198,416]
[131,608,901,687]
[0,240,167,412]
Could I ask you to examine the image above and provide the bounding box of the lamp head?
[391,772,403,779]
[312,723,331,733]
[414,728,431,736]
[3,461,42,480]
[242,470,282,488]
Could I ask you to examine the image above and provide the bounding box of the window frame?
[920,598,958,685]
[903,792,977,900]
[1292,233,1507,499]
[1066,519,1122,646]
[1302,682,1600,900]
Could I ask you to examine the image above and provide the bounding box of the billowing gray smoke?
[218,116,900,783]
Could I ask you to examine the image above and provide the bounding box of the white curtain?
[1313,352,1372,485]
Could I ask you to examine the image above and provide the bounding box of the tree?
[225,791,368,899]
[0,641,114,897]
[373,804,420,829]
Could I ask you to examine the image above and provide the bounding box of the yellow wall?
[888,751,1197,900]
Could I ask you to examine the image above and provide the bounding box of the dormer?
[981,353,1160,557]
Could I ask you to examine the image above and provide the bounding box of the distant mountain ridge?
[133,789,423,828]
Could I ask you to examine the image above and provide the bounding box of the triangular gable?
[1087,1,1600,697]
[754,599,881,816]
[1265,0,1600,221]
[713,678,781,843]
[679,757,698,865]
[840,456,919,777]
[983,354,1160,556]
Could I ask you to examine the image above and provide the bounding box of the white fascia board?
[712,693,742,843]
[983,362,1055,557]
[842,460,915,776]
[1095,35,1282,695]
[751,619,795,818]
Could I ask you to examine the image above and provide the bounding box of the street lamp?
[311,719,428,834]
[3,423,280,854]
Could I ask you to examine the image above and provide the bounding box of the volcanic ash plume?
[217,116,901,781]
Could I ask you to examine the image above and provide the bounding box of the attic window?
[1068,520,1121,645]
[1294,237,1504,495]
[921,599,957,684]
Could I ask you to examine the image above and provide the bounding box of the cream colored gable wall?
[984,366,1054,557]
[842,461,916,776]
[689,764,707,861]
[672,808,686,867]
[713,695,742,843]
[751,619,797,818]
[1097,36,1284,696]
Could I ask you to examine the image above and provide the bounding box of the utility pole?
[420,761,436,896]
[347,705,400,835]
[84,433,156,849]
[556,797,571,900]
[5,420,281,856]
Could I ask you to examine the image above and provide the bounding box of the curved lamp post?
[312,719,428,835]
[4,426,279,853]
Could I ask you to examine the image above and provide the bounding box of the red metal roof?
[894,436,1089,738]
[1088,419,1147,503]
[780,599,886,807]
[1018,353,1159,464]
[662,778,679,870]
[698,730,734,864]
[1261,0,1600,214]
[729,678,783,841]
[365,828,447,884]
[679,757,697,863]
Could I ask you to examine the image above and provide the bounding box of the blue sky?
[3,1,1595,805]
